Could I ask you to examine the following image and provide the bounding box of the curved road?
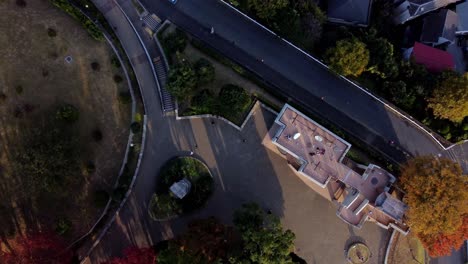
[142,0,468,168]
[85,0,391,263]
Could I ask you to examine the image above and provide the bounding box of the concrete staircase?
[152,56,175,112]
[142,14,161,33]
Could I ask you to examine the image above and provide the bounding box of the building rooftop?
[420,9,458,44]
[327,0,373,27]
[411,42,455,71]
[273,105,351,186]
[268,104,409,234]
[393,0,462,24]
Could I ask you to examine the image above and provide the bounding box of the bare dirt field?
[0,0,131,241]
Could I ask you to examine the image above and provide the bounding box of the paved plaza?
[89,105,389,264]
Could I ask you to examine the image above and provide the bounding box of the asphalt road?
[141,0,450,164]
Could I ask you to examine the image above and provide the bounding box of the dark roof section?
[327,0,373,27]
[412,42,455,72]
[420,9,458,44]
[393,0,462,24]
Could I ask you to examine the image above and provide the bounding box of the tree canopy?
[166,61,197,101]
[232,203,295,264]
[326,38,369,77]
[427,72,468,123]
[194,58,215,85]
[104,247,157,264]
[364,30,398,79]
[247,0,288,21]
[400,156,468,256]
[0,231,73,264]
[418,215,468,257]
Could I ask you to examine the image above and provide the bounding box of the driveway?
[86,1,390,263]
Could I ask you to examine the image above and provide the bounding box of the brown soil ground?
[0,0,131,242]
[388,233,427,264]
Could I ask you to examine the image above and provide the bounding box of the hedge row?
[49,0,104,41]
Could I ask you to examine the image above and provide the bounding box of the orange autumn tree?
[400,156,468,257]
[418,215,468,257]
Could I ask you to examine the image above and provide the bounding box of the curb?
[217,0,460,151]
[61,1,138,251]
[175,100,260,131]
[384,229,397,264]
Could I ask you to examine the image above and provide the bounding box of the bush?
[134,113,143,122]
[49,0,104,41]
[166,63,197,100]
[0,92,6,102]
[191,89,215,113]
[92,129,103,141]
[194,58,215,84]
[217,84,251,118]
[91,62,100,71]
[130,122,141,133]
[162,29,188,55]
[93,190,109,208]
[113,74,123,83]
[47,28,57,38]
[148,157,213,220]
[118,91,132,104]
[55,218,72,235]
[149,194,182,220]
[55,104,79,123]
[111,56,121,68]
[86,161,96,174]
[15,85,23,94]
[16,0,26,7]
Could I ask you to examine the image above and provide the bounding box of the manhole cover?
[371,177,378,185]
[346,242,370,264]
[65,55,73,64]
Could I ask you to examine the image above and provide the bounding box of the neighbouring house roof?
[327,0,373,27]
[411,42,455,71]
[393,0,462,24]
[420,9,458,44]
[457,1,468,31]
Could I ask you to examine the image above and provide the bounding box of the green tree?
[232,203,295,264]
[162,29,188,55]
[166,62,197,101]
[194,58,215,85]
[400,156,467,254]
[296,0,326,47]
[158,242,206,264]
[365,31,398,79]
[217,84,251,118]
[428,72,468,123]
[325,38,369,77]
[247,0,288,21]
[383,80,416,109]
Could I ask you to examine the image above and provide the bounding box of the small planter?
[148,157,213,221]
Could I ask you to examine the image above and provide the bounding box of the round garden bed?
[148,157,213,220]
[346,242,370,264]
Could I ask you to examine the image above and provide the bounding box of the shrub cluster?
[49,0,104,41]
